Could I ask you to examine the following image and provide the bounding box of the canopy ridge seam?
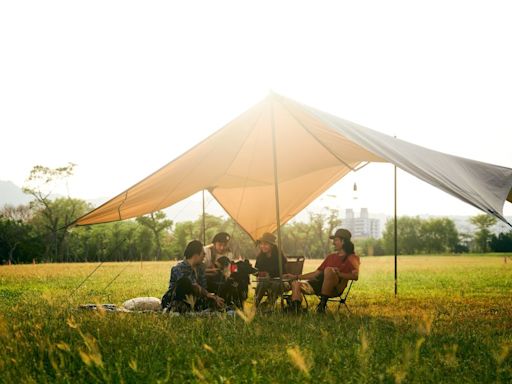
[229,108,266,221]
[278,99,358,172]
[206,106,267,228]
[117,192,129,221]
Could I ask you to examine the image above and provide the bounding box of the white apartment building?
[343,208,381,239]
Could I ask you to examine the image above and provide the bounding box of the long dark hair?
[342,239,354,257]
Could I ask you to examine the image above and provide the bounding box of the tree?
[168,214,229,259]
[323,208,342,254]
[282,221,314,257]
[309,212,328,256]
[0,217,44,264]
[169,221,197,259]
[470,214,497,253]
[0,218,24,263]
[382,216,460,255]
[67,221,151,262]
[0,204,34,263]
[135,225,154,261]
[382,216,423,254]
[0,204,32,222]
[489,232,512,252]
[22,163,91,261]
[23,163,76,203]
[224,218,257,259]
[30,197,91,261]
[419,217,458,253]
[354,238,385,256]
[136,211,173,260]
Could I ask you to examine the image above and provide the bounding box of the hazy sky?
[1,1,511,221]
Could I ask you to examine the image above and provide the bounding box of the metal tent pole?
[270,98,284,281]
[394,164,398,297]
[202,189,206,245]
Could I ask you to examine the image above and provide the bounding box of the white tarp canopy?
[74,93,512,238]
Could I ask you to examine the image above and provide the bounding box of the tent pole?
[270,99,284,281]
[202,189,206,245]
[394,164,398,297]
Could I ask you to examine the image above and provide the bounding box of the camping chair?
[279,256,305,309]
[303,279,355,313]
[284,256,305,276]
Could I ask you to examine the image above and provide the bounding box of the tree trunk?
[155,232,161,260]
[8,242,18,264]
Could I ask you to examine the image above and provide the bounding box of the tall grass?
[0,255,511,383]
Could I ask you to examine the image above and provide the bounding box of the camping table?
[255,277,294,310]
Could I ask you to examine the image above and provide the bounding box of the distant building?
[343,208,381,239]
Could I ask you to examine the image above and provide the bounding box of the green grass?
[0,255,511,383]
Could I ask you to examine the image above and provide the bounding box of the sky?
[1,0,511,223]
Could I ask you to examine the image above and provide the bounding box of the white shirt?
[203,244,235,268]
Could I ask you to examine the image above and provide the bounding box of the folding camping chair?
[303,279,355,313]
[279,256,305,309]
[284,256,305,276]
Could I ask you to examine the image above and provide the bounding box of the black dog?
[206,256,232,295]
[207,257,257,308]
[228,259,258,307]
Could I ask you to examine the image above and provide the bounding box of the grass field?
[0,255,511,383]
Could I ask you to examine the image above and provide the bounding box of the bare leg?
[291,280,302,302]
[321,267,341,297]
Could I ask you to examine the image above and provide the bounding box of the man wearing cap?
[203,232,237,301]
[203,232,234,277]
[284,228,360,314]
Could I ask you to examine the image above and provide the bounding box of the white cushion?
[122,297,161,311]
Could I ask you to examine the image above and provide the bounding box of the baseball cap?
[212,232,231,243]
[329,228,352,240]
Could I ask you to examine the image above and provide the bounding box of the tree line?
[1,164,511,264]
[2,202,511,264]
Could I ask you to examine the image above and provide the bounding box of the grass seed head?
[66,316,79,329]
[128,358,138,372]
[418,312,435,336]
[287,346,311,377]
[56,342,71,352]
[192,357,207,382]
[236,303,256,324]
[184,294,196,309]
[493,343,510,366]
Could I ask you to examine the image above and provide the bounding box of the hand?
[258,271,269,278]
[283,273,296,280]
[214,296,225,308]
